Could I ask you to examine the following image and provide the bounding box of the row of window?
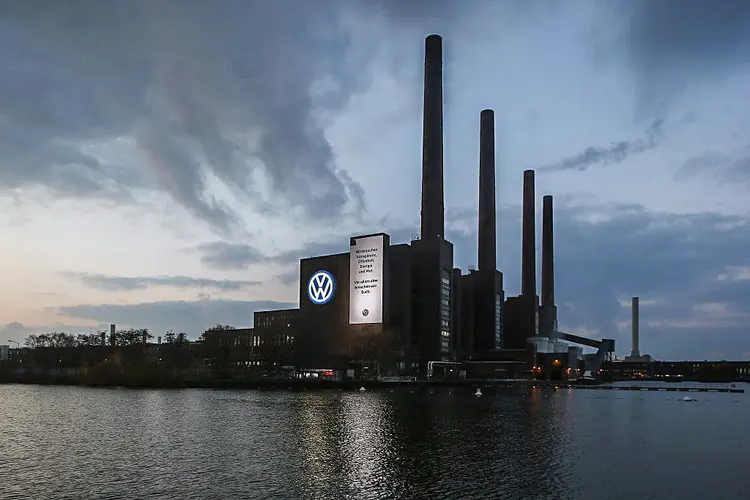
[494,293,503,348]
[440,270,451,352]
[255,315,296,328]
[220,333,295,348]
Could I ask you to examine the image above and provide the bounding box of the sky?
[1,0,749,361]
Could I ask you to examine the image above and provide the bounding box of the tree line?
[21,324,237,349]
[24,329,150,348]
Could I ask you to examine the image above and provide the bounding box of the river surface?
[1,383,748,499]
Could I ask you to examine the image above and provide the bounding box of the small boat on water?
[679,396,696,402]
[359,386,366,392]
[475,388,483,397]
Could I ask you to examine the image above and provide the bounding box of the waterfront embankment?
[1,369,745,393]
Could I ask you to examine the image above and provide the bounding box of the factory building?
[230,33,613,380]
[293,234,417,376]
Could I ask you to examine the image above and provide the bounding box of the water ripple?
[1,384,749,499]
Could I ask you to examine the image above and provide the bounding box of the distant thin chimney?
[631,297,640,357]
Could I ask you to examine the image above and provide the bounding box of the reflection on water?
[1,384,748,499]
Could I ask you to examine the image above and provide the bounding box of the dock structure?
[573,384,744,394]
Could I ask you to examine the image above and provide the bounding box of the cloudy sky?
[1,0,749,360]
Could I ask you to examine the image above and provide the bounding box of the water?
[1,383,748,499]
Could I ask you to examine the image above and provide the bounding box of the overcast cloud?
[61,272,260,292]
[1,0,749,360]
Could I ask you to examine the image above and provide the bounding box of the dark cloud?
[275,268,301,287]
[61,272,260,292]
[675,150,732,181]
[371,0,484,35]
[195,239,348,272]
[538,119,664,173]
[2,0,746,227]
[196,227,416,272]
[506,202,750,360]
[552,206,750,347]
[197,242,266,270]
[275,226,420,267]
[620,0,750,113]
[0,116,141,202]
[56,299,295,337]
[0,1,148,201]
[675,148,750,184]
[133,120,239,234]
[1,0,399,230]
[0,0,527,231]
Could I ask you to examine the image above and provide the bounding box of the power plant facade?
[248,34,614,379]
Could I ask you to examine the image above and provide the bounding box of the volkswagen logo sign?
[362,309,369,317]
[308,270,335,305]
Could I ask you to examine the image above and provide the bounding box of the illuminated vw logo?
[308,270,335,305]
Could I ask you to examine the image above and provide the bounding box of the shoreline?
[0,376,565,390]
[2,375,744,391]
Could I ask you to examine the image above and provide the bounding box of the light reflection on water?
[1,384,748,500]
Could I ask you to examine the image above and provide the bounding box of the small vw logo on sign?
[308,270,335,305]
[362,309,369,317]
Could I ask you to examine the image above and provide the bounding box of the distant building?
[254,308,299,370]
[200,328,255,369]
[605,360,750,382]
[455,269,504,357]
[0,345,8,361]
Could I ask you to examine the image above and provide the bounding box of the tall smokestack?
[541,195,554,307]
[420,34,445,240]
[521,170,536,298]
[631,297,640,357]
[478,109,496,272]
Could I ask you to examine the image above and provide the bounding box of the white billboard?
[349,234,385,324]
